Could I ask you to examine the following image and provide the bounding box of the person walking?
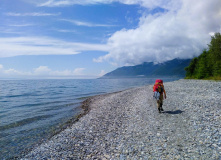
[153,79,166,113]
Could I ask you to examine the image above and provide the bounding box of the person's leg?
[160,95,164,111]
[160,103,164,111]
[157,100,161,113]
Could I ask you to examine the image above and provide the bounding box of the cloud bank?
[0,37,109,58]
[5,0,221,66]
[94,0,221,65]
[0,64,88,78]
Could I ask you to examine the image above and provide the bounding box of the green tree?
[197,50,213,78]
[185,57,198,78]
[208,33,221,77]
[185,32,221,79]
[208,33,221,59]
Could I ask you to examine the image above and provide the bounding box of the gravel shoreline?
[23,79,221,160]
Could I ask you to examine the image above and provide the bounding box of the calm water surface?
[0,78,180,159]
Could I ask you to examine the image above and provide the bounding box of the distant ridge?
[100,58,191,78]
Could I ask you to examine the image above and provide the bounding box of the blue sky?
[0,0,221,79]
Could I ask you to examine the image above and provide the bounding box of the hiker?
[153,79,166,113]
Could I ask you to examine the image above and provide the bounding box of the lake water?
[0,78,180,159]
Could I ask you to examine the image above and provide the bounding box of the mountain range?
[100,58,191,78]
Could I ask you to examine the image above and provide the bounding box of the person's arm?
[163,86,166,99]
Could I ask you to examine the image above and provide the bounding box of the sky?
[0,0,221,79]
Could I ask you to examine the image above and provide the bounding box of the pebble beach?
[23,79,221,160]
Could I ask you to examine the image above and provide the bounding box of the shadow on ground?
[163,110,184,114]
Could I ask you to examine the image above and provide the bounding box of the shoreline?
[19,90,126,159]
[61,89,126,135]
[23,79,221,159]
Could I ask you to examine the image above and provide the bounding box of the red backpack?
[153,79,164,93]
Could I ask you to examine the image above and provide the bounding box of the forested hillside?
[101,59,191,78]
[185,32,221,79]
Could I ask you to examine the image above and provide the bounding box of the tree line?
[185,32,221,80]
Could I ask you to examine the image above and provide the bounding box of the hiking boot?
[160,107,164,111]
[158,108,161,113]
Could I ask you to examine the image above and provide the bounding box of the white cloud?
[99,70,107,76]
[34,66,51,75]
[73,68,85,75]
[33,66,84,76]
[95,0,221,65]
[0,65,89,78]
[8,24,34,27]
[36,0,175,9]
[33,66,85,76]
[54,29,76,33]
[1,67,32,76]
[37,0,114,7]
[60,19,116,27]
[0,36,109,58]
[6,12,61,16]
[4,68,24,75]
